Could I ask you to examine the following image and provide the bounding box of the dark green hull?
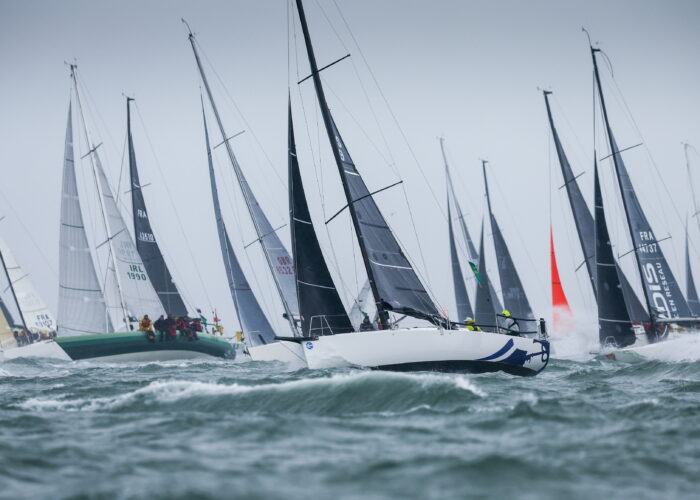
[55,332,235,361]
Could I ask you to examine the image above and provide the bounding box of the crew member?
[464,317,482,332]
[154,315,166,342]
[502,310,520,336]
[139,314,155,342]
[360,313,373,332]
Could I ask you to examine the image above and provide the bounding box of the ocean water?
[1,337,699,500]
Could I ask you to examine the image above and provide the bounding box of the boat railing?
[308,315,335,337]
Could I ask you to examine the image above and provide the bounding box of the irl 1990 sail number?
[127,264,147,281]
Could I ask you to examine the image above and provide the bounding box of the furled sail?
[58,101,112,336]
[482,161,535,331]
[473,220,499,332]
[188,34,299,332]
[550,227,574,333]
[0,237,55,332]
[686,228,700,317]
[442,139,473,321]
[202,102,276,346]
[592,48,692,322]
[543,90,647,323]
[94,152,165,321]
[594,163,635,347]
[295,0,442,326]
[288,101,353,336]
[127,99,188,317]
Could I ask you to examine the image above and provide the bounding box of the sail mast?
[70,66,130,330]
[0,248,28,333]
[186,30,298,335]
[683,143,700,237]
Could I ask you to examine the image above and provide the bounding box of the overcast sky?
[1,0,699,333]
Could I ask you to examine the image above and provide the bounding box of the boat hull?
[0,340,71,361]
[300,328,550,376]
[248,341,307,369]
[54,332,235,361]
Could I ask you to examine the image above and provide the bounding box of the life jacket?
[139,318,152,331]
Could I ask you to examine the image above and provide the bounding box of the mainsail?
[473,220,499,332]
[202,102,276,346]
[550,227,574,333]
[58,99,112,336]
[592,47,692,323]
[686,227,700,317]
[543,90,647,323]
[482,161,535,330]
[188,33,299,333]
[127,98,188,317]
[0,237,55,332]
[442,139,473,321]
[288,100,353,336]
[295,0,442,326]
[594,163,635,347]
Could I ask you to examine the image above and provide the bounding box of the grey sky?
[1,0,699,332]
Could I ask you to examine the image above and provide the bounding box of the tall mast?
[0,248,28,333]
[683,143,700,237]
[186,30,298,335]
[293,0,388,325]
[70,65,130,330]
[590,48,657,328]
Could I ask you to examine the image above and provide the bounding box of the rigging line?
[330,0,446,221]
[194,38,287,193]
[132,103,212,311]
[114,132,129,207]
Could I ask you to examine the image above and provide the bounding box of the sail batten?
[127,99,188,317]
[202,102,276,346]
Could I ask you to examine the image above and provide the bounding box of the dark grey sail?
[686,227,700,317]
[289,100,353,336]
[473,221,498,332]
[592,47,692,324]
[594,163,635,347]
[543,90,647,323]
[202,103,276,346]
[127,99,187,317]
[295,0,442,327]
[482,161,535,330]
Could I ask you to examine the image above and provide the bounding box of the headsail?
[594,163,635,347]
[550,226,574,333]
[686,226,700,317]
[127,99,188,317]
[0,237,55,332]
[543,90,647,323]
[202,102,276,346]
[592,47,692,323]
[188,33,299,333]
[442,139,473,321]
[58,100,112,336]
[288,100,353,336]
[294,0,442,326]
[348,280,371,330]
[482,161,535,330]
[0,299,12,347]
[473,220,499,332]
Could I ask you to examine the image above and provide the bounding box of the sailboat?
[589,43,697,349]
[286,0,548,375]
[6,67,233,362]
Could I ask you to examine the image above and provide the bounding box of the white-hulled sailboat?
[285,0,549,376]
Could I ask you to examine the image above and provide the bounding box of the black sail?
[592,48,692,322]
[288,100,353,336]
[482,162,535,331]
[686,229,700,317]
[594,163,635,347]
[295,0,442,326]
[127,99,187,317]
[473,221,498,332]
[448,198,473,321]
[543,91,647,323]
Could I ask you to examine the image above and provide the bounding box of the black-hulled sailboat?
[290,0,548,375]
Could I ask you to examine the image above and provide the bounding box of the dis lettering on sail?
[644,262,678,318]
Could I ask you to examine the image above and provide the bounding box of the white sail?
[0,301,13,347]
[58,103,113,336]
[93,152,164,322]
[0,237,55,332]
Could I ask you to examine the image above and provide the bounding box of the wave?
[18,370,486,416]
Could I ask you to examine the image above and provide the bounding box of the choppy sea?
[1,333,699,500]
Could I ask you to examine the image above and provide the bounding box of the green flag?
[469,261,481,284]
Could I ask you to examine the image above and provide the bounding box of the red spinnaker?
[550,226,573,333]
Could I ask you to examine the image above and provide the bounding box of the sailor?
[360,313,373,332]
[165,314,177,340]
[154,315,167,342]
[139,315,156,342]
[189,317,203,340]
[464,317,482,332]
[502,310,520,336]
